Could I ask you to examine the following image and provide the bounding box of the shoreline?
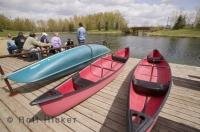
[0,30,123,37]
[148,29,200,38]
[148,34,200,38]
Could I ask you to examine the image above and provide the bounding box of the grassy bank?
[149,29,200,38]
[87,30,122,34]
[0,30,18,37]
[0,30,31,37]
[0,30,122,37]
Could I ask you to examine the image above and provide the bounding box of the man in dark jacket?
[15,32,26,52]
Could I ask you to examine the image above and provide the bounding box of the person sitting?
[40,32,49,43]
[23,33,51,59]
[7,34,17,54]
[65,38,74,49]
[14,32,26,53]
[50,32,62,54]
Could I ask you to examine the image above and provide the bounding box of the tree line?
[173,9,200,30]
[0,11,128,32]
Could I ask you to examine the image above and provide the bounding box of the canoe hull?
[40,63,124,116]
[6,44,110,83]
[128,50,172,132]
[32,47,129,116]
[32,59,91,84]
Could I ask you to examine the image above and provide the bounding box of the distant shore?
[0,30,123,37]
[87,30,122,34]
[148,29,200,38]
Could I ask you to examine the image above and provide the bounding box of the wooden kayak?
[5,44,110,83]
[128,49,172,132]
[30,47,129,116]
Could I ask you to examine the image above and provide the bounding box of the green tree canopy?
[173,15,186,29]
[195,9,200,29]
[0,11,127,32]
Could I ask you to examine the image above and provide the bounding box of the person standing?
[7,33,17,54]
[14,32,26,52]
[77,22,86,45]
[50,32,62,54]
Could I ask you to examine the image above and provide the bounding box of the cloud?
[0,0,197,26]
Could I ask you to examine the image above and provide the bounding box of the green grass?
[149,29,200,38]
[0,30,18,37]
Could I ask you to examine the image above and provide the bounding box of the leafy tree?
[0,11,128,32]
[105,21,109,31]
[47,19,57,32]
[173,15,186,29]
[24,18,35,31]
[97,22,101,31]
[68,21,74,32]
[115,22,119,30]
[62,19,69,32]
[196,19,200,29]
[0,14,11,30]
[13,18,25,31]
[37,20,47,32]
[195,9,200,29]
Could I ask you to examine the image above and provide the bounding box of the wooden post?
[0,65,16,95]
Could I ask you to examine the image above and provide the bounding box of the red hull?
[32,48,129,116]
[128,50,172,132]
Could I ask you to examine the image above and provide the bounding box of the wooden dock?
[0,57,199,132]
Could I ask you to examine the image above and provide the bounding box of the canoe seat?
[112,55,128,63]
[147,56,163,64]
[72,73,95,89]
[147,49,163,64]
[128,109,152,132]
[133,78,170,96]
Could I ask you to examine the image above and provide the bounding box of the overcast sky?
[0,0,199,26]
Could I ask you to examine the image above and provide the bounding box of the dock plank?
[0,100,30,132]
[0,57,200,132]
[0,119,10,132]
[0,93,55,132]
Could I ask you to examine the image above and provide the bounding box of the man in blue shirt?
[77,22,86,45]
[7,34,17,54]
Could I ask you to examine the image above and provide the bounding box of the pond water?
[48,33,200,66]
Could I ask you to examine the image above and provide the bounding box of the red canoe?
[31,47,129,116]
[128,49,172,132]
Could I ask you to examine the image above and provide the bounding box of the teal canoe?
[5,44,110,83]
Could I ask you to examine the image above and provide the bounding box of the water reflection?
[48,33,200,66]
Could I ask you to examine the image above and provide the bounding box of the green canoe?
[5,44,110,83]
